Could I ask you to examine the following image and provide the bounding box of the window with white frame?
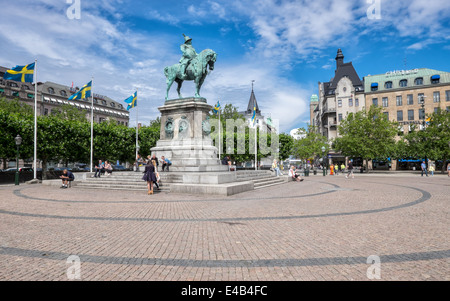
[433,91,440,103]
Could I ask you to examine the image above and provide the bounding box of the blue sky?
[1,0,450,133]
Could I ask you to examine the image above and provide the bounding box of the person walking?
[152,160,160,190]
[345,160,354,179]
[142,159,157,195]
[421,161,428,177]
[428,163,434,177]
[447,162,450,177]
[334,163,339,175]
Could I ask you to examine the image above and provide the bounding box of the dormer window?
[371,83,378,91]
[414,77,423,85]
[385,81,392,89]
[431,75,440,84]
[399,79,408,87]
[60,90,67,97]
[48,87,55,94]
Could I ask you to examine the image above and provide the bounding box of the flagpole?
[33,59,37,179]
[218,108,221,160]
[135,89,139,162]
[90,77,94,173]
[255,122,257,171]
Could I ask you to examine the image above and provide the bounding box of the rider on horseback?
[179,34,197,80]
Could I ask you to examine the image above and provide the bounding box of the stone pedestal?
[150,97,229,173]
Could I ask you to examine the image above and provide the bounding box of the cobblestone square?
[0,174,449,281]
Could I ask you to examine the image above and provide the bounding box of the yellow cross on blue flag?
[212,100,220,114]
[124,91,137,110]
[3,63,35,83]
[68,81,92,100]
[251,105,256,126]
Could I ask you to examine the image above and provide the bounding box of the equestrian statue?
[164,34,217,100]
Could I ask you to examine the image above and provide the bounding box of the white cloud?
[146,9,180,25]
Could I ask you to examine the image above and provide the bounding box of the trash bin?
[313,169,317,175]
[305,168,309,177]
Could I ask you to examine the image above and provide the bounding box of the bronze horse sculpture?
[164,49,217,100]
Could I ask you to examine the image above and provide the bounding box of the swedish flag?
[212,100,220,114]
[3,63,35,83]
[124,91,137,110]
[251,106,256,126]
[68,81,92,100]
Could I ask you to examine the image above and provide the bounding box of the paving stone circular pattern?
[0,175,449,281]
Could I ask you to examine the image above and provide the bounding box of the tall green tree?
[51,104,88,122]
[334,106,398,172]
[0,97,34,169]
[138,118,161,159]
[209,103,277,165]
[397,109,450,173]
[278,133,294,161]
[424,109,450,172]
[292,126,329,162]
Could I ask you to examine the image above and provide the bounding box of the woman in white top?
[288,166,304,182]
[104,161,113,176]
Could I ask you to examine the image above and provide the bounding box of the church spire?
[247,80,260,115]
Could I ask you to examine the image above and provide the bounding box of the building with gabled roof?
[313,49,365,153]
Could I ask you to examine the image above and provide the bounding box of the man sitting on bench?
[60,169,75,188]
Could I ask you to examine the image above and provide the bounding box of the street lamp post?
[419,95,428,169]
[14,135,22,186]
[321,146,326,176]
